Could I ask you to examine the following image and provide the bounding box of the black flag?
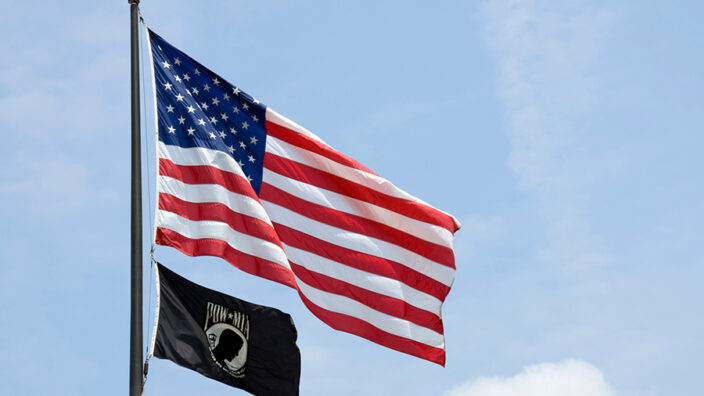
[151,263,301,395]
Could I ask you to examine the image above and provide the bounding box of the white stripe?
[262,201,455,286]
[262,168,453,249]
[295,275,444,348]
[158,175,273,226]
[158,141,245,178]
[283,243,442,316]
[266,107,325,143]
[156,210,290,269]
[266,135,439,209]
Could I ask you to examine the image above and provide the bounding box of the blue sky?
[1,1,702,395]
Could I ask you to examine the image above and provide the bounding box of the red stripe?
[155,227,296,288]
[272,222,451,302]
[260,182,455,268]
[263,153,458,233]
[159,158,258,201]
[290,262,443,333]
[266,120,378,175]
[296,289,446,365]
[158,193,282,248]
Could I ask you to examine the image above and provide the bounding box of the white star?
[230,127,237,135]
[241,121,249,130]
[242,102,250,110]
[163,82,172,90]
[168,125,176,134]
[203,83,210,92]
[157,45,162,51]
[246,175,253,182]
[239,141,246,149]
[238,160,244,167]
[194,68,201,75]
[232,87,241,95]
[201,102,209,110]
[253,98,260,104]
[162,61,171,69]
[212,98,220,106]
[213,78,221,86]
[166,105,175,113]
[221,113,229,121]
[250,136,258,145]
[175,93,184,102]
[187,105,196,113]
[183,74,191,81]
[219,131,226,138]
[174,75,182,83]
[209,132,216,139]
[248,155,255,163]
[198,119,206,126]
[233,106,240,114]
[252,115,259,122]
[223,93,230,100]
[187,127,195,135]
[185,89,192,96]
[174,58,182,66]
[191,87,200,95]
[210,116,218,124]
[227,145,235,153]
[178,116,186,124]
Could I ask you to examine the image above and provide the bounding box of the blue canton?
[149,30,267,194]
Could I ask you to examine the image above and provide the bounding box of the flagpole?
[128,1,143,396]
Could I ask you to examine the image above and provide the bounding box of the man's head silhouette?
[212,328,244,363]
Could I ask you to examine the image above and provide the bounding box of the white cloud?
[445,360,617,396]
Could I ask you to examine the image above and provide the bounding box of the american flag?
[147,29,460,365]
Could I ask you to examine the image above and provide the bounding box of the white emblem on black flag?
[204,302,249,378]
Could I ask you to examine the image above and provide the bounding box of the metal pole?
[128,1,143,395]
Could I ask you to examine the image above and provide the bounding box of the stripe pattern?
[148,29,460,365]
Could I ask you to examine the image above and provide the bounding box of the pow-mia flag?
[152,263,301,395]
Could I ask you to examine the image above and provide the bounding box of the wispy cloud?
[479,0,615,269]
[445,359,617,396]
